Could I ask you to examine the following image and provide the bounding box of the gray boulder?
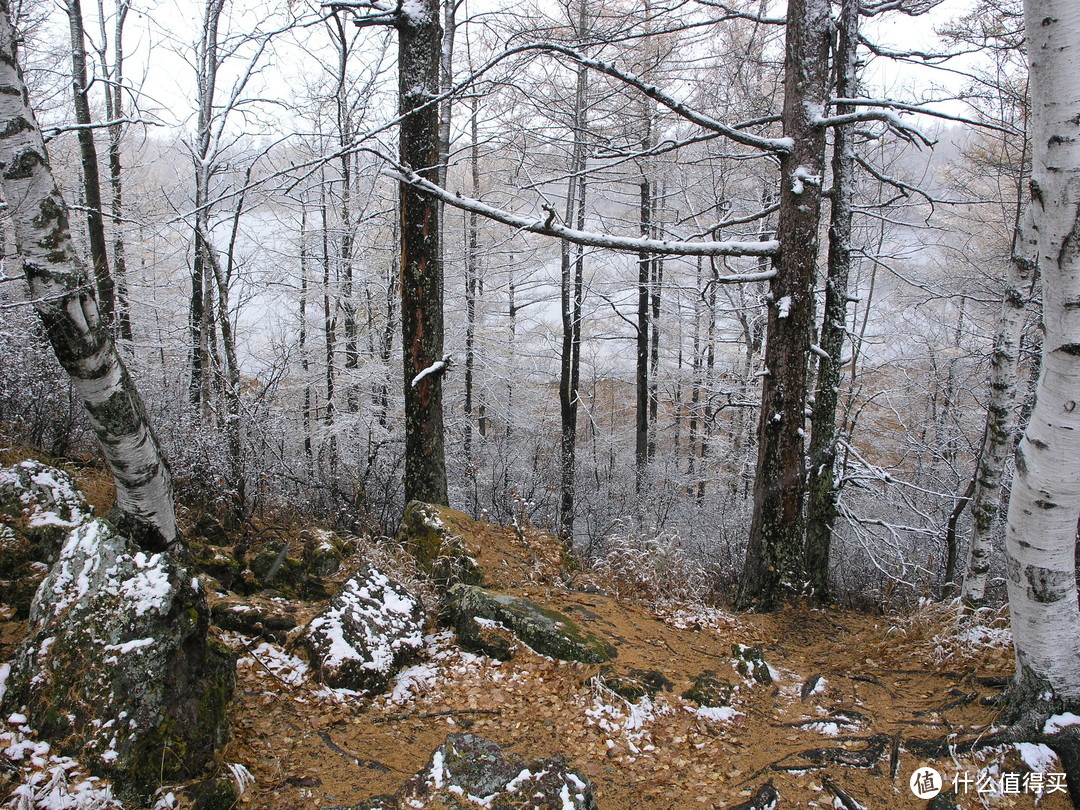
[301,562,425,692]
[1,517,235,804]
[445,584,616,663]
[393,733,598,809]
[0,461,92,617]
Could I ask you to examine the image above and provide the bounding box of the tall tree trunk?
[300,202,314,477]
[463,95,480,463]
[332,16,358,411]
[558,6,588,541]
[189,0,224,413]
[95,0,132,342]
[398,0,447,505]
[635,168,652,493]
[805,0,858,604]
[1002,0,1080,722]
[64,0,113,329]
[321,172,339,481]
[736,0,831,611]
[0,2,176,549]
[961,138,1035,607]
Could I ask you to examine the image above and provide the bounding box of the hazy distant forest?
[0,0,1037,611]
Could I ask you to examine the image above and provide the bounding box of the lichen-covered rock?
[446,584,616,664]
[0,518,234,804]
[0,461,92,617]
[683,670,735,707]
[399,501,483,591]
[392,733,598,809]
[301,563,424,692]
[732,644,774,685]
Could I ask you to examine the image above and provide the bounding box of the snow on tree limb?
[384,164,780,259]
[830,97,1023,136]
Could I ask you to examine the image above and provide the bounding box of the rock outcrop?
[1,516,234,803]
[399,501,484,592]
[301,562,425,692]
[350,733,598,809]
[445,584,616,663]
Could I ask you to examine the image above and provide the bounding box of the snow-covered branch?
[384,164,780,258]
[411,355,452,387]
[831,97,1023,136]
[813,109,934,146]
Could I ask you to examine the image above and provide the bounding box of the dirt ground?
[218,589,1070,810]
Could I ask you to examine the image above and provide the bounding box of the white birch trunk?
[0,2,177,549]
[961,210,1036,605]
[1004,0,1080,704]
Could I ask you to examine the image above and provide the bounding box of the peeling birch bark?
[0,1,177,550]
[1003,0,1080,706]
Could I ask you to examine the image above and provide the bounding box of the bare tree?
[0,0,176,550]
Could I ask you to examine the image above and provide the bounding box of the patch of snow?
[104,638,155,655]
[239,641,309,686]
[226,762,255,794]
[777,296,791,319]
[688,705,742,723]
[1044,713,1080,734]
[1015,742,1058,773]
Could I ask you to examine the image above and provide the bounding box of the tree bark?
[64,0,113,330]
[961,143,1035,607]
[805,0,859,604]
[0,0,177,549]
[1002,0,1080,714]
[399,0,447,505]
[736,0,831,611]
[558,5,588,540]
[95,0,132,342]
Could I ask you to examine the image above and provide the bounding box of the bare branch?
[383,162,780,259]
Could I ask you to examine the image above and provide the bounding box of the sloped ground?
[219,593,1067,809]
[1,464,1075,809]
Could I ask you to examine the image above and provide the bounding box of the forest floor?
[0,458,1074,810]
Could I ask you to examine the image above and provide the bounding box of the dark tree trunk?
[65,0,113,329]
[737,0,831,611]
[635,174,651,494]
[398,0,447,505]
[558,13,588,541]
[804,0,859,604]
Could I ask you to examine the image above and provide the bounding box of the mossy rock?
[682,670,735,707]
[393,733,598,809]
[446,584,615,664]
[1,518,235,805]
[596,667,673,701]
[399,501,483,592]
[732,644,773,685]
[0,461,93,617]
[193,544,242,591]
[189,776,240,810]
[302,528,347,578]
